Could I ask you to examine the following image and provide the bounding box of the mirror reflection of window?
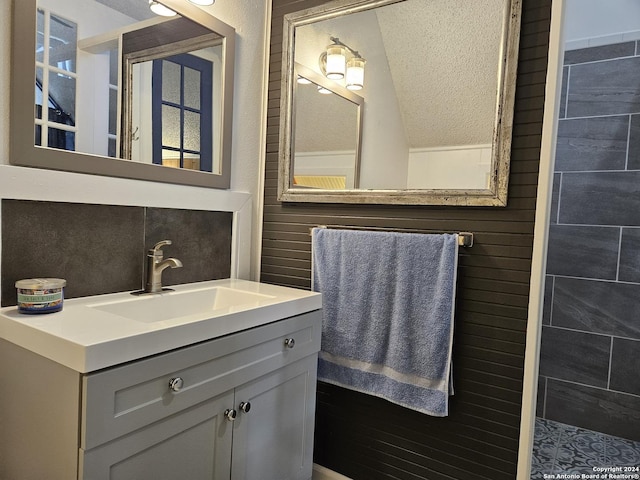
[107,48,118,158]
[34,8,77,151]
[151,53,213,172]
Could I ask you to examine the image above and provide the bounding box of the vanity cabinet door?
[230,354,318,480]
[79,390,234,480]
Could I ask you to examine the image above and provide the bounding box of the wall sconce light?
[325,44,346,80]
[317,85,332,94]
[150,0,216,17]
[319,37,366,90]
[346,56,365,91]
[297,75,312,85]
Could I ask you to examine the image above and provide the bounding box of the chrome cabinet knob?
[168,377,184,392]
[284,338,295,349]
[239,401,251,413]
[224,409,237,422]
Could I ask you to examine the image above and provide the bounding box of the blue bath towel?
[312,228,458,416]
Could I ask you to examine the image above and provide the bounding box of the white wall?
[565,0,640,48]
[0,0,270,282]
[406,144,492,190]
[293,151,358,188]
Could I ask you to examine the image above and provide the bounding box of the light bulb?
[188,0,215,5]
[346,57,365,91]
[149,0,177,16]
[325,45,346,80]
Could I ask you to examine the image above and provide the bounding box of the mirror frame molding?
[278,0,522,206]
[11,0,235,189]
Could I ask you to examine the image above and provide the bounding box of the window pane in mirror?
[48,14,77,73]
[184,67,201,110]
[35,67,44,120]
[47,127,75,151]
[48,73,76,125]
[183,111,201,151]
[108,138,116,158]
[162,62,181,105]
[162,149,180,168]
[108,49,118,87]
[162,105,181,149]
[109,87,117,136]
[36,9,44,64]
[183,154,201,171]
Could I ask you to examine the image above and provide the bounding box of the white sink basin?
[88,286,276,323]
[0,279,322,373]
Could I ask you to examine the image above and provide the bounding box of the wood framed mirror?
[11,0,235,189]
[278,0,522,206]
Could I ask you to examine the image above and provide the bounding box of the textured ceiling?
[295,0,507,149]
[94,0,154,20]
[376,0,504,148]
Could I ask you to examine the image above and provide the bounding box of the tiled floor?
[531,418,640,479]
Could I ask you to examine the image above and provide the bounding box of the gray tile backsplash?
[546,225,619,279]
[550,174,560,224]
[542,275,553,325]
[627,114,640,170]
[563,41,636,65]
[539,41,640,441]
[619,228,640,283]
[610,338,640,397]
[539,326,611,388]
[552,277,640,338]
[555,116,629,172]
[545,379,640,442]
[144,208,232,286]
[559,66,568,119]
[1,200,233,307]
[560,172,640,226]
[566,57,640,117]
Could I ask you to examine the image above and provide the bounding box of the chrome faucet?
[145,240,183,293]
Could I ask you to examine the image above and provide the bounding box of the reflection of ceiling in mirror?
[294,81,358,152]
[295,0,504,149]
[94,0,154,21]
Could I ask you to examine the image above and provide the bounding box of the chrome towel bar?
[309,225,473,247]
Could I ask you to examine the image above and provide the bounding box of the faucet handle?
[149,240,172,259]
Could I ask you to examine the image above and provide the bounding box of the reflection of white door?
[151,53,214,172]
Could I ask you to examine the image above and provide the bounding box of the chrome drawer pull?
[168,377,184,392]
[239,401,251,413]
[225,408,237,422]
[284,338,295,349]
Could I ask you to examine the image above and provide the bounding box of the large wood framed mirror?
[11,0,235,189]
[278,0,522,206]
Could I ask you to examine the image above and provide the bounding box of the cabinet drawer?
[81,310,321,450]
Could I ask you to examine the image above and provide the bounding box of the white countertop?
[0,279,321,373]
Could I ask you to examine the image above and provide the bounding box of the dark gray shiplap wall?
[261,1,551,478]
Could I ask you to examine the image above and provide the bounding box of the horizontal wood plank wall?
[261,1,551,478]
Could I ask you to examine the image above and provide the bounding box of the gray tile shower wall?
[539,41,640,441]
[0,200,233,307]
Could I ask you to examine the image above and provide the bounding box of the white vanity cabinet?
[0,310,321,480]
